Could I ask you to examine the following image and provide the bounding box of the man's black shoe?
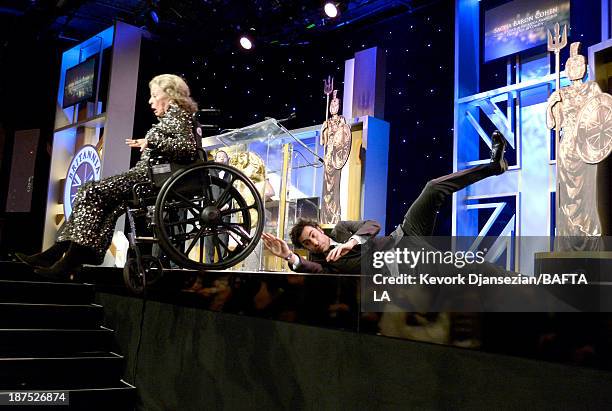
[490,130,508,175]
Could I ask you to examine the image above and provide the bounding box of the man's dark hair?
[289,218,320,247]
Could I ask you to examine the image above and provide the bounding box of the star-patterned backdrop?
[0,0,605,258]
[136,2,455,235]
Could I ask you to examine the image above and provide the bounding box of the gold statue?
[546,42,612,249]
[227,150,266,227]
[320,89,352,224]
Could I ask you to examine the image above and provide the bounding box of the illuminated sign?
[484,0,570,62]
[62,56,97,108]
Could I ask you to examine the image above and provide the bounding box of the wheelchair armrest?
[148,155,167,166]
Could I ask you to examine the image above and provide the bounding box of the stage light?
[240,36,253,50]
[324,2,338,18]
[150,10,159,24]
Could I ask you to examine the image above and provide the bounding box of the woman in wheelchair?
[17,74,199,279]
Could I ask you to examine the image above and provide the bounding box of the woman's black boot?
[34,243,96,281]
[15,242,70,269]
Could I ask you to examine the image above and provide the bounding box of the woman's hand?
[125,138,148,152]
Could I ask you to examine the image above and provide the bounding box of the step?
[0,280,95,304]
[0,303,104,329]
[0,261,55,282]
[64,379,137,410]
[0,352,125,388]
[0,380,136,410]
[0,327,114,355]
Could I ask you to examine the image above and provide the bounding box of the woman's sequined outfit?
[57,103,196,263]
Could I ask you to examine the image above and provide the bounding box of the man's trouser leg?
[401,164,496,236]
[390,164,501,311]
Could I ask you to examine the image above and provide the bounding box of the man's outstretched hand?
[261,232,291,259]
[326,238,357,262]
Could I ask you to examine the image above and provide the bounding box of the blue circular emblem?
[63,145,101,219]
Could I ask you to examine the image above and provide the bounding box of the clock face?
[63,145,101,219]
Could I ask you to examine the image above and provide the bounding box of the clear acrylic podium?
[201,118,324,271]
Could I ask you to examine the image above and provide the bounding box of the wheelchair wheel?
[123,256,164,294]
[154,163,264,270]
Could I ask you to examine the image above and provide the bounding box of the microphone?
[265,112,297,124]
[265,114,324,164]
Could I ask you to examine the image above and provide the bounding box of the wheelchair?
[123,147,265,294]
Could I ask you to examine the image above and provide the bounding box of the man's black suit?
[293,164,498,274]
[294,220,385,274]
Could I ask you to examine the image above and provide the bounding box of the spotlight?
[324,2,338,18]
[150,10,159,24]
[240,36,253,50]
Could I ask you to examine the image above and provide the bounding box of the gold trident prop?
[547,22,567,223]
[547,23,568,95]
[323,75,334,122]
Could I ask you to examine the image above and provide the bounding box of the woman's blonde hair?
[149,74,198,113]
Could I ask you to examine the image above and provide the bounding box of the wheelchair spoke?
[199,234,204,263]
[220,204,256,217]
[185,226,207,256]
[216,234,230,253]
[209,235,227,262]
[166,217,199,227]
[193,195,209,206]
[168,229,198,243]
[167,189,203,212]
[215,175,236,208]
[175,192,209,206]
[226,232,246,251]
[202,173,215,204]
[214,242,223,262]
[202,230,229,263]
[164,202,200,218]
[222,222,252,245]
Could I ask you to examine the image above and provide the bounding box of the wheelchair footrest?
[133,236,158,243]
[127,208,148,215]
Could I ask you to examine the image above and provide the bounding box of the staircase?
[0,262,136,410]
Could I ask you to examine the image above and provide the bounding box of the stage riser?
[97,292,612,410]
[0,382,136,410]
[0,280,94,304]
[0,356,125,388]
[0,303,103,329]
